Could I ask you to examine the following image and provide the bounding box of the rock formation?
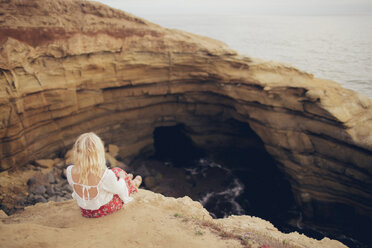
[0,0,371,241]
[0,189,347,248]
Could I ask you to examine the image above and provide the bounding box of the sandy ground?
[0,189,348,248]
[0,190,242,248]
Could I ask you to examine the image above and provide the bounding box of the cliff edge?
[0,189,347,248]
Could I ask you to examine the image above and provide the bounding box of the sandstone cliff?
[0,189,347,248]
[0,0,371,243]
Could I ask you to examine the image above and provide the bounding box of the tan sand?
[0,190,242,248]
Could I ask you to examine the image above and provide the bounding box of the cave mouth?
[140,122,369,247]
[131,120,298,231]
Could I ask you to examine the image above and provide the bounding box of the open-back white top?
[66,165,133,210]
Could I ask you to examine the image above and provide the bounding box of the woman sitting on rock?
[66,132,141,218]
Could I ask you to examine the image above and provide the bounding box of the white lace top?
[66,165,133,210]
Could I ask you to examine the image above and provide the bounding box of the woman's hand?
[117,171,127,180]
[117,171,133,180]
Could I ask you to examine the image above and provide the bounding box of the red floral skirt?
[80,167,138,218]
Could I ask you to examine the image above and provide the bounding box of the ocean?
[144,15,372,99]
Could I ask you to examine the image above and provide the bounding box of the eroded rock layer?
[1,0,371,231]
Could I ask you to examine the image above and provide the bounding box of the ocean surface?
[145,15,372,99]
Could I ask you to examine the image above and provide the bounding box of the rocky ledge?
[0,189,347,248]
[0,0,371,244]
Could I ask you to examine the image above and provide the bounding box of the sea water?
[145,15,372,99]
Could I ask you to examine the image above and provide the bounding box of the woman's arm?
[65,165,74,186]
[102,170,133,204]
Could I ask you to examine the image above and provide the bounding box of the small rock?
[56,196,65,202]
[47,172,56,184]
[50,196,58,202]
[108,144,119,157]
[34,159,54,169]
[46,185,55,195]
[33,195,47,203]
[63,185,72,193]
[27,177,37,186]
[31,185,46,195]
[25,164,34,169]
[54,184,62,193]
[57,191,65,197]
[62,189,70,195]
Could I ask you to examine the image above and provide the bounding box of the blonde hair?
[72,132,107,185]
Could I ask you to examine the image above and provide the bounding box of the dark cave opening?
[152,124,205,167]
[129,120,370,247]
[142,121,297,229]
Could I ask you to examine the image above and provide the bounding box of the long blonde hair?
[72,132,107,185]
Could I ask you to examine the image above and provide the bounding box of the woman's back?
[70,166,105,200]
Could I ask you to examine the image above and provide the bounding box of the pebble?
[47,172,56,184]
[27,177,37,186]
[33,195,47,203]
[46,185,55,195]
[63,186,72,193]
[31,185,46,195]
[50,196,58,202]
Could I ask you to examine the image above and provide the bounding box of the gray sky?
[95,0,372,16]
